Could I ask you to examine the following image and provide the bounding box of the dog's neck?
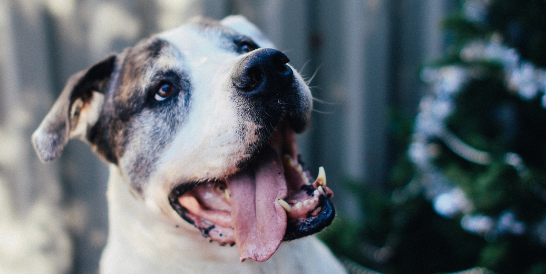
[100,165,242,272]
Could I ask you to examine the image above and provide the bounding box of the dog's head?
[32,16,335,262]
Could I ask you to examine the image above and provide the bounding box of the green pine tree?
[320,1,546,273]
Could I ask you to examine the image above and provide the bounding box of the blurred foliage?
[320,0,546,273]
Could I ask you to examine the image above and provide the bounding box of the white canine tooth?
[295,202,302,210]
[296,164,303,173]
[303,200,310,206]
[277,199,292,213]
[316,166,326,186]
[314,196,319,202]
[313,190,319,196]
[318,186,325,195]
[224,189,231,201]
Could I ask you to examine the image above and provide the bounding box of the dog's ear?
[32,54,117,162]
[221,15,276,49]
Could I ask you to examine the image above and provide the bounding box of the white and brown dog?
[32,16,346,273]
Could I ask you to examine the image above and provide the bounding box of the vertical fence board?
[0,1,71,273]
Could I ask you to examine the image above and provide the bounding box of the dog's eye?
[155,82,175,101]
[237,37,258,54]
[240,42,256,53]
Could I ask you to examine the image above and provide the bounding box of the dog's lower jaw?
[100,165,347,274]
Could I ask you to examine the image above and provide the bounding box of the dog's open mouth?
[168,121,335,262]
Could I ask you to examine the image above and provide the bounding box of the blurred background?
[1,0,545,273]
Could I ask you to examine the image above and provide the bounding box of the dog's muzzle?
[168,48,335,263]
[231,48,310,133]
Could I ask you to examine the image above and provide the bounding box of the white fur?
[101,166,346,274]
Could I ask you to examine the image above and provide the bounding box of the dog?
[32,15,346,273]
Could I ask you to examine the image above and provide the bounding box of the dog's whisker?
[281,49,295,55]
[311,109,336,114]
[305,64,322,86]
[311,96,337,105]
[299,59,312,74]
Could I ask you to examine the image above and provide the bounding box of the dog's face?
[32,16,335,262]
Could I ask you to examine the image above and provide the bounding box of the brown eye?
[240,41,256,53]
[237,37,258,54]
[155,82,174,101]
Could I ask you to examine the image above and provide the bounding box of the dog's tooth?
[303,200,309,206]
[296,164,303,174]
[295,202,302,210]
[315,166,326,186]
[224,189,231,201]
[318,186,325,195]
[282,154,292,166]
[277,199,292,213]
[313,190,319,196]
[283,154,297,168]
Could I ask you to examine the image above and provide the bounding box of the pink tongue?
[227,147,288,262]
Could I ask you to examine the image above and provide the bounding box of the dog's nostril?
[247,67,262,90]
[233,67,263,91]
[277,64,289,75]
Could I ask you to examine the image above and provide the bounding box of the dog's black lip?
[168,175,336,243]
[169,181,204,226]
[283,193,335,241]
[169,181,203,200]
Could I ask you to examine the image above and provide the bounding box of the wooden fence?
[0,0,454,272]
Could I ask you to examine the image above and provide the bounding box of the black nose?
[232,49,293,95]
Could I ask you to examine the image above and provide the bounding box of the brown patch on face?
[89,38,192,193]
[101,38,174,160]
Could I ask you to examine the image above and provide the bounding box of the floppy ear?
[220,15,276,49]
[32,54,117,162]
